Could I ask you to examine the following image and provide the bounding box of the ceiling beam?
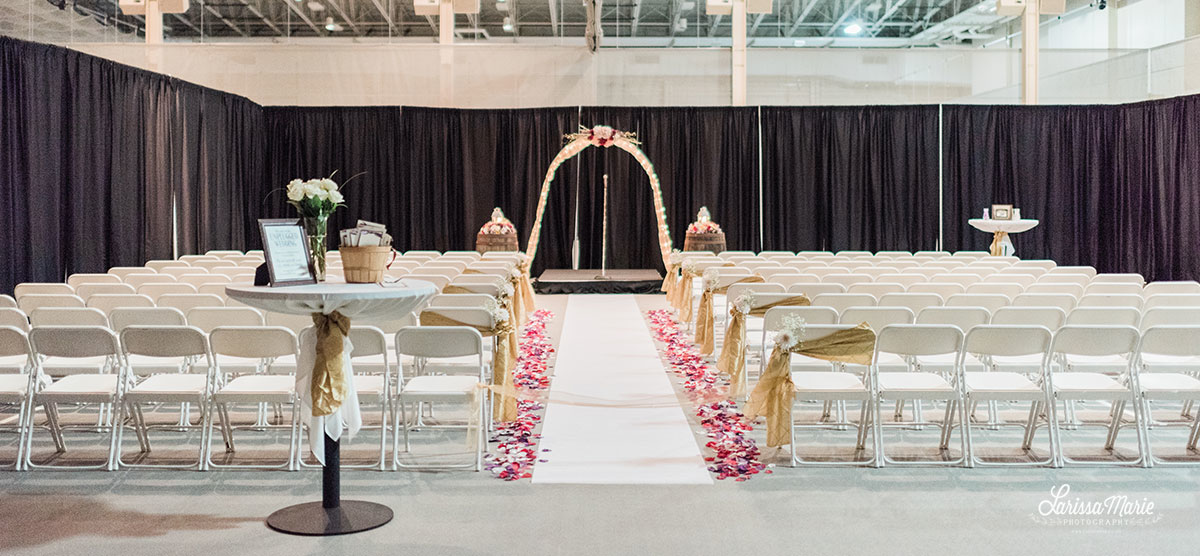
[748,12,766,36]
[707,14,722,37]
[548,0,560,36]
[424,14,438,34]
[823,0,862,37]
[323,0,360,34]
[868,0,909,37]
[786,0,820,36]
[204,4,251,36]
[368,0,396,34]
[281,0,324,34]
[630,0,643,36]
[239,0,283,36]
[170,13,201,34]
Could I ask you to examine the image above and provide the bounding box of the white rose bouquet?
[286,176,346,218]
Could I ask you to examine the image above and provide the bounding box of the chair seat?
[125,355,184,376]
[355,374,388,398]
[916,353,986,373]
[0,374,30,402]
[1139,373,1200,400]
[965,372,1044,401]
[198,355,261,375]
[401,375,479,400]
[268,354,298,374]
[40,355,110,376]
[126,374,208,403]
[789,354,837,373]
[989,353,1045,374]
[350,354,392,375]
[213,375,295,403]
[877,372,956,400]
[1065,354,1129,373]
[792,372,869,400]
[874,352,910,372]
[0,355,28,374]
[1140,353,1200,374]
[423,355,489,375]
[1053,372,1132,400]
[38,374,119,402]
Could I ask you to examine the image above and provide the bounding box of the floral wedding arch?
[524,126,674,268]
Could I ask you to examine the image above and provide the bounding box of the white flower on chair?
[733,292,755,314]
[702,268,720,291]
[774,314,807,350]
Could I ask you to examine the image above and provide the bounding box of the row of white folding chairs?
[770,323,1200,467]
[0,320,493,472]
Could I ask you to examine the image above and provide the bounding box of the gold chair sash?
[418,311,520,422]
[517,260,537,314]
[989,230,1008,257]
[661,263,680,299]
[311,311,352,417]
[743,322,876,447]
[695,275,764,356]
[716,295,811,398]
[671,269,695,313]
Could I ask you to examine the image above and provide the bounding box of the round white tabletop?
[968,218,1039,256]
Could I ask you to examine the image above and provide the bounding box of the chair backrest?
[0,295,15,309]
[0,308,30,332]
[964,325,1053,358]
[109,307,187,331]
[124,273,179,287]
[404,275,452,291]
[179,274,231,287]
[18,294,86,313]
[915,306,991,332]
[29,325,120,360]
[356,312,419,335]
[137,283,199,300]
[1139,307,1200,331]
[951,251,989,259]
[209,326,299,360]
[847,283,906,298]
[1012,260,1056,271]
[965,282,1024,299]
[726,282,786,302]
[810,293,877,313]
[86,293,156,314]
[265,311,315,333]
[441,250,483,260]
[1050,325,1139,358]
[772,275,824,289]
[985,273,1039,288]
[1143,294,1200,310]
[1143,281,1200,297]
[875,324,964,357]
[822,274,873,288]
[180,255,220,263]
[1049,266,1097,278]
[145,260,190,272]
[419,307,496,330]
[430,293,494,308]
[158,267,205,278]
[186,307,265,332]
[1065,307,1141,326]
[446,282,503,298]
[990,306,1066,329]
[67,273,123,287]
[786,283,847,297]
[878,293,943,314]
[14,283,75,298]
[1012,293,1077,311]
[0,326,31,361]
[932,274,982,287]
[1084,283,1143,296]
[1077,294,1144,310]
[348,326,389,360]
[74,283,137,299]
[756,267,799,280]
[840,306,914,330]
[120,325,210,361]
[1037,273,1091,287]
[1092,273,1143,285]
[914,251,949,258]
[945,293,1010,312]
[205,250,244,258]
[157,294,225,313]
[1138,326,1200,360]
[875,274,926,288]
[906,283,965,298]
[395,325,485,359]
[29,307,109,327]
[451,274,506,287]
[762,306,839,330]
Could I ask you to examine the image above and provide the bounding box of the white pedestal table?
[967,218,1040,257]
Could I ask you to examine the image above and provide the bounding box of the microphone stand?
[595,174,610,280]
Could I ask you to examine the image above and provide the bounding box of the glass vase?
[302,215,328,282]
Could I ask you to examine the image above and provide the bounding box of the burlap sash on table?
[311,311,352,417]
[715,295,812,398]
[743,323,876,447]
[418,311,520,422]
[695,275,765,356]
[989,231,1008,257]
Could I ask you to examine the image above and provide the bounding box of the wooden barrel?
[476,232,520,253]
[339,245,393,283]
[684,231,726,254]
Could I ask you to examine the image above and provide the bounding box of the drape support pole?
[439,0,454,106]
[1021,0,1039,105]
[145,0,164,44]
[732,0,747,106]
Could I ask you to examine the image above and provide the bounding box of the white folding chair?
[985,272,1038,288]
[29,307,108,327]
[0,327,35,469]
[17,294,85,313]
[1085,283,1143,296]
[145,260,190,272]
[1012,293,1077,311]
[811,293,877,314]
[0,308,28,332]
[186,307,265,332]
[205,250,244,258]
[870,324,967,467]
[74,283,136,299]
[0,295,16,309]
[66,274,122,287]
[875,274,926,288]
[906,283,965,299]
[823,274,873,289]
[109,307,187,331]
[945,294,1010,313]
[1134,326,1200,466]
[1046,325,1145,467]
[951,251,989,259]
[157,267,206,279]
[878,293,943,315]
[404,275,452,291]
[179,274,232,288]
[932,274,982,288]
[1144,294,1200,311]
[1066,307,1141,327]
[1140,307,1200,330]
[1049,266,1097,278]
[913,307,991,375]
[914,251,949,258]
[137,283,199,301]
[991,306,1066,329]
[207,326,301,470]
[158,294,225,314]
[961,325,1056,467]
[116,326,215,470]
[786,283,846,297]
[1038,274,1092,288]
[966,282,1024,299]
[26,326,123,470]
[787,324,876,466]
[848,283,906,299]
[1078,294,1144,310]
[393,326,486,471]
[1144,281,1200,297]
[124,274,179,288]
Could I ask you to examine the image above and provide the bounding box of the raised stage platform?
[534,269,663,295]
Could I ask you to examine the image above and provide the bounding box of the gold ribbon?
[310,311,352,417]
[716,295,812,398]
[662,263,680,299]
[695,275,764,356]
[743,323,876,447]
[419,311,520,422]
[671,269,696,315]
[518,260,537,314]
[989,230,1008,257]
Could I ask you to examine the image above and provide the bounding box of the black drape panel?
[943,100,1200,281]
[577,107,760,271]
[760,105,941,253]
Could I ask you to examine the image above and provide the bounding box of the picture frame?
[258,219,317,286]
[991,204,1014,221]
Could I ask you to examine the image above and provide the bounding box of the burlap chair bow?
[715,295,812,398]
[695,275,765,356]
[419,310,520,422]
[310,311,352,416]
[743,323,876,447]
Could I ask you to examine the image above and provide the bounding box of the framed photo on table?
[258,219,317,286]
[991,204,1014,221]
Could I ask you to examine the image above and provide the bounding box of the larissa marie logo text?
[1031,484,1162,528]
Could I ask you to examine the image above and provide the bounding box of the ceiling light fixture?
[307,1,325,10]
[502,16,513,32]
[324,16,343,31]
[844,22,862,35]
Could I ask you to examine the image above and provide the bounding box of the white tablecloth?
[967,218,1040,234]
[226,281,436,464]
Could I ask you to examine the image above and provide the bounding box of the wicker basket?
[476,232,520,253]
[683,231,726,254]
[339,245,393,283]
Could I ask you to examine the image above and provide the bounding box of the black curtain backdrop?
[4,36,1200,294]
[760,105,942,254]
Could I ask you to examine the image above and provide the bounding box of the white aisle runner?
[533,295,712,485]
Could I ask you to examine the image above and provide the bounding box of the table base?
[266,500,393,536]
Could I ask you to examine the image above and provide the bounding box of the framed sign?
[258,219,316,286]
[991,204,1014,221]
